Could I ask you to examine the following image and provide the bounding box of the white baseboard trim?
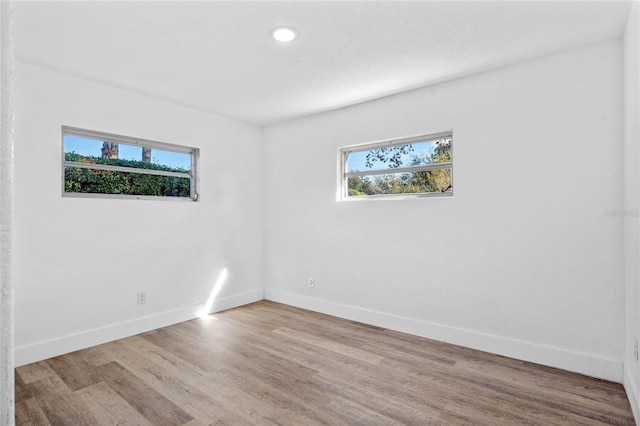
[624,362,640,424]
[15,288,263,367]
[265,289,623,383]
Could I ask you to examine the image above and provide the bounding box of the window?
[340,132,452,199]
[62,126,199,200]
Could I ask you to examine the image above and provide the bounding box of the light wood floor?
[15,301,634,425]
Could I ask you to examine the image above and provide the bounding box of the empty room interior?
[2,0,640,424]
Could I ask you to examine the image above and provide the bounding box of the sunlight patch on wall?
[199,267,228,318]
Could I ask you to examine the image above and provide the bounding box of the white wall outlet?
[137,291,147,305]
[308,277,315,288]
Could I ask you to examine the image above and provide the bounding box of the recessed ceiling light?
[271,27,297,42]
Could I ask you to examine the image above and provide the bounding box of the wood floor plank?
[15,360,56,384]
[77,344,115,367]
[455,357,632,413]
[25,375,101,426]
[25,374,72,398]
[207,413,257,426]
[311,370,444,424]
[15,301,635,425]
[75,382,153,426]
[117,338,318,424]
[36,392,102,426]
[14,371,32,404]
[15,398,51,426]
[223,358,336,422]
[137,331,326,424]
[139,327,225,373]
[400,366,604,425]
[323,395,401,425]
[96,361,194,426]
[102,337,239,424]
[46,351,102,391]
[452,369,633,424]
[273,326,385,364]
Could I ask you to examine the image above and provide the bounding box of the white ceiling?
[15,1,632,127]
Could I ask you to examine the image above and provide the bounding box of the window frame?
[339,131,453,200]
[61,126,199,201]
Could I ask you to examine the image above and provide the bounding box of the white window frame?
[339,131,453,200]
[62,126,199,201]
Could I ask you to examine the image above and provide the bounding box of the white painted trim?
[0,2,15,424]
[208,288,264,315]
[15,288,263,367]
[265,289,623,383]
[625,362,640,424]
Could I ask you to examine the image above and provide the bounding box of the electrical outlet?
[137,291,146,305]
[308,277,315,288]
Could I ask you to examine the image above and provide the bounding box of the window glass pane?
[64,167,191,197]
[347,169,452,197]
[62,127,198,201]
[346,137,451,173]
[64,134,191,172]
[63,135,103,157]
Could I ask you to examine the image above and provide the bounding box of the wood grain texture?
[15,301,635,425]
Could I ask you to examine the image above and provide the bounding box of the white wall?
[264,41,624,382]
[13,63,264,365]
[624,0,640,419]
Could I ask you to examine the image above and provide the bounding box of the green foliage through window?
[343,134,452,198]
[64,154,191,197]
[62,127,197,200]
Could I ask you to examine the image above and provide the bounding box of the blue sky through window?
[346,139,447,173]
[64,135,191,171]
